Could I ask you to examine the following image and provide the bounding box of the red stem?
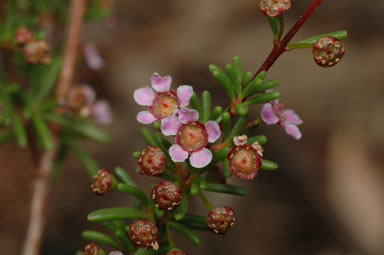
[251,0,324,80]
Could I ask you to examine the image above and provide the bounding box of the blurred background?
[1,0,384,254]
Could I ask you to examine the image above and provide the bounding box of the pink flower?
[91,100,112,124]
[261,100,303,140]
[134,73,193,124]
[161,108,221,168]
[83,44,104,71]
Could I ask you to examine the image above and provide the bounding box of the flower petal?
[261,103,279,125]
[161,116,182,136]
[283,124,302,140]
[178,108,199,124]
[169,144,188,163]
[205,121,221,143]
[137,111,157,124]
[83,44,104,70]
[151,73,172,92]
[177,85,193,107]
[281,109,303,125]
[91,100,112,124]
[189,148,212,168]
[134,86,155,106]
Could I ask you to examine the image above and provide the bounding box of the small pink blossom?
[161,108,221,168]
[134,73,193,124]
[91,100,112,124]
[261,100,303,140]
[83,44,104,70]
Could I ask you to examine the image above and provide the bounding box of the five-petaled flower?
[134,73,193,124]
[160,108,221,168]
[261,99,303,140]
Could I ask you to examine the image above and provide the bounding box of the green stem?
[165,221,176,249]
[277,16,284,42]
[198,192,213,211]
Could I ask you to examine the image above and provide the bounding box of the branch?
[21,1,88,254]
[251,0,324,80]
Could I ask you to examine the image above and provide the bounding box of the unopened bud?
[66,84,96,117]
[91,169,113,195]
[138,146,166,176]
[15,26,34,46]
[313,36,345,68]
[23,40,51,64]
[207,206,235,234]
[151,182,183,211]
[83,243,99,255]
[128,219,158,249]
[167,249,187,255]
[260,0,291,18]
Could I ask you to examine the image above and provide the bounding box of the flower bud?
[83,243,99,255]
[167,249,187,255]
[66,84,96,117]
[313,36,345,68]
[259,0,291,18]
[109,251,123,255]
[91,169,113,195]
[151,182,183,211]
[228,144,262,180]
[207,206,235,234]
[15,26,34,46]
[138,146,166,176]
[23,40,51,64]
[128,219,158,249]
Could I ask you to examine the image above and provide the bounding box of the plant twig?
[21,1,88,254]
[251,0,324,80]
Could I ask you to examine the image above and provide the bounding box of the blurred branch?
[21,1,88,254]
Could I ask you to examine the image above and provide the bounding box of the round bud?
[259,0,291,18]
[109,252,124,255]
[207,206,236,234]
[23,40,51,64]
[167,249,187,255]
[228,144,262,180]
[128,219,158,249]
[91,169,113,195]
[138,146,166,176]
[151,182,183,211]
[313,36,345,68]
[15,26,34,46]
[83,243,99,255]
[66,84,96,117]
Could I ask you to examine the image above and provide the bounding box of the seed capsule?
[91,169,113,195]
[83,243,99,255]
[151,182,183,211]
[228,144,262,180]
[167,249,187,255]
[207,206,236,234]
[138,146,166,176]
[259,0,291,18]
[128,219,158,249]
[313,36,345,68]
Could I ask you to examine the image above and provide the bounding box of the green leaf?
[190,92,202,113]
[222,158,232,177]
[197,175,208,190]
[241,75,263,98]
[180,214,208,231]
[209,106,222,121]
[205,183,247,196]
[174,191,189,221]
[247,135,267,145]
[132,151,141,158]
[200,91,211,123]
[115,166,138,187]
[156,169,181,182]
[32,116,54,150]
[141,128,157,147]
[117,183,149,206]
[211,147,229,166]
[87,207,146,222]
[34,56,62,104]
[169,221,202,245]
[65,140,99,177]
[242,71,252,86]
[82,230,122,250]
[229,115,247,140]
[235,103,249,116]
[261,159,278,171]
[254,79,280,93]
[222,112,231,139]
[244,91,280,106]
[12,115,27,147]
[190,180,200,196]
[268,17,279,37]
[287,31,348,50]
[232,56,243,87]
[209,64,236,101]
[226,64,241,97]
[52,144,69,181]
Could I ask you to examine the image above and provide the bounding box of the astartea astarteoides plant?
[79,0,347,254]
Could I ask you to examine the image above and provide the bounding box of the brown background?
[1,0,384,254]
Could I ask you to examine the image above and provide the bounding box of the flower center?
[150,91,179,119]
[177,121,208,153]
